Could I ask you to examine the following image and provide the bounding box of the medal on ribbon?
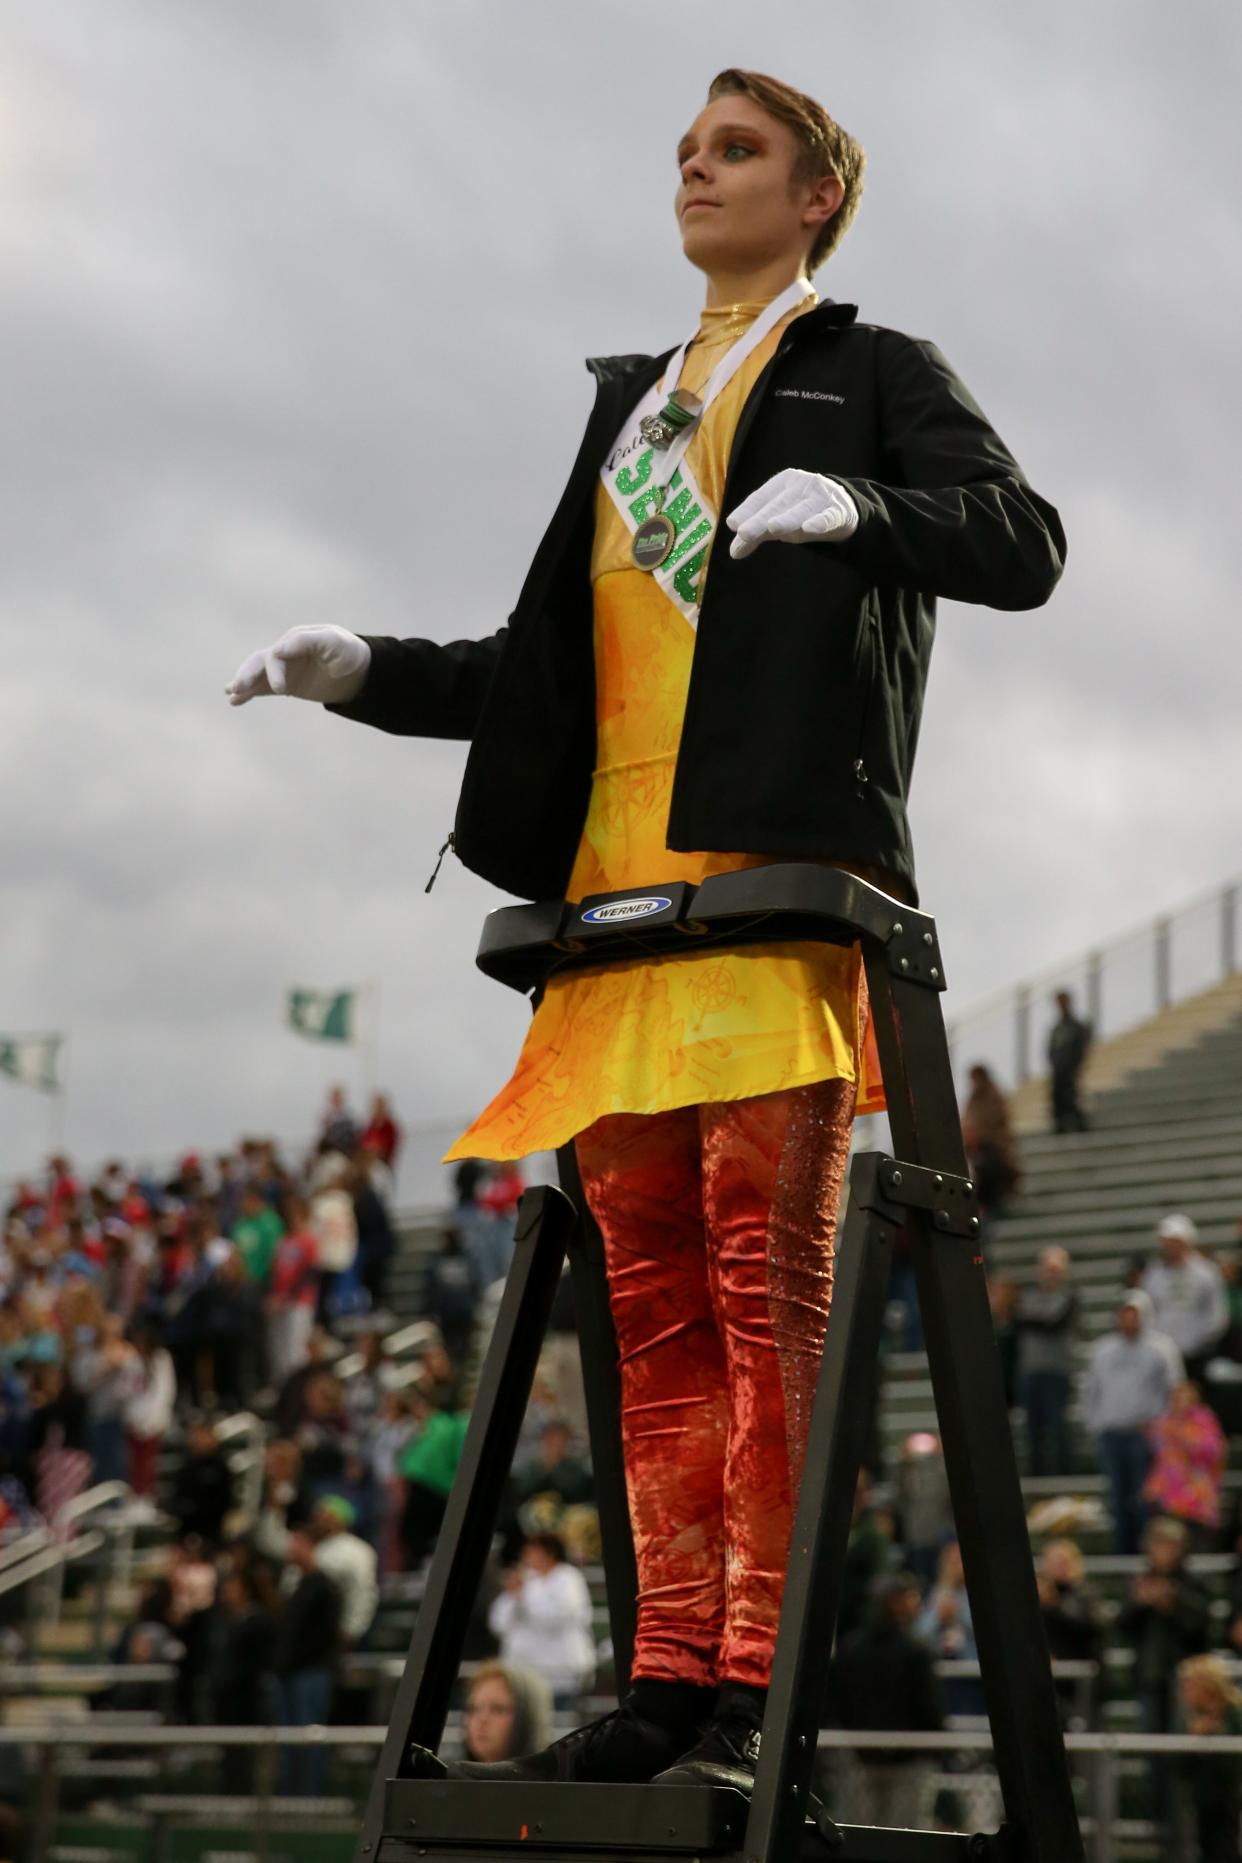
[630,507,678,570]
[600,277,817,601]
[638,387,703,451]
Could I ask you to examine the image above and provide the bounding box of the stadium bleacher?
[3,974,1242,1858]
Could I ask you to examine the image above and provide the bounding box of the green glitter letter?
[668,519,712,568]
[673,548,707,603]
[615,450,653,495]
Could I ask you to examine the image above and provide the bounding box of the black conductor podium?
[353,867,1084,1863]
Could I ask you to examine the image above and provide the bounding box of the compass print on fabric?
[689,963,746,1018]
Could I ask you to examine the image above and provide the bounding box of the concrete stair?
[1006,968,1242,1133]
[877,976,1242,1513]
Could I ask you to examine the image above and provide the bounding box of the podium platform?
[353,866,1083,1863]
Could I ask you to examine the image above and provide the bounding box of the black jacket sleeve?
[324,625,510,739]
[834,334,1066,610]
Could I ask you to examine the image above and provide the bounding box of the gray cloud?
[2,0,1239,1195]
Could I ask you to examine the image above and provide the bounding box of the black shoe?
[416,1685,714,1785]
[653,1683,765,1794]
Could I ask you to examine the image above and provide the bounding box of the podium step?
[374,1788,986,1860]
[383,1779,748,1853]
[375,1779,993,1861]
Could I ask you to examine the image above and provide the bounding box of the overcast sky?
[2,1,1239,1202]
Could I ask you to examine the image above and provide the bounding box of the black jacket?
[170,1450,235,1546]
[330,300,1065,906]
[825,1619,945,1763]
[273,1569,342,1674]
[1116,1567,1211,1690]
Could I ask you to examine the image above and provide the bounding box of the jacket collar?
[585,297,859,384]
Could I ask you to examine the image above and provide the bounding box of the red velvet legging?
[574,1077,856,1689]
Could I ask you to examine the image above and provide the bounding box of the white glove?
[726,468,859,561]
[225,624,372,707]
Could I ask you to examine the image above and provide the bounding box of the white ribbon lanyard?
[599,276,815,624]
[646,275,815,504]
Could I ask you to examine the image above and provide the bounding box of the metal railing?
[334,1316,441,1385]
[214,1412,265,1524]
[0,1482,138,1661]
[0,1524,50,1576]
[0,1721,1232,1863]
[945,871,1242,1093]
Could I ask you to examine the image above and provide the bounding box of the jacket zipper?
[852,607,879,796]
[425,831,455,894]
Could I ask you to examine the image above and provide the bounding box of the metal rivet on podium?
[924,932,934,944]
[930,967,940,980]
[892,922,903,935]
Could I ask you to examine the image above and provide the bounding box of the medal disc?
[631,513,677,571]
[639,412,675,449]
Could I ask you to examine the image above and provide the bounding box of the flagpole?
[360,982,379,1113]
[49,1035,68,1159]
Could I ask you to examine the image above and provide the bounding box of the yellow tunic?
[446,293,885,1163]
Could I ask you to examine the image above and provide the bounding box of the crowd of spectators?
[2,1005,1241,1853]
[0,1147,519,1847]
[831,1442,1242,1847]
[935,998,1242,1855]
[978,1210,1241,1557]
[0,1088,413,1527]
[0,1101,614,1815]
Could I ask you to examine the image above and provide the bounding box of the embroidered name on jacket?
[773,388,845,405]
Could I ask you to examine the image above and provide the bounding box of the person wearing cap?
[1142,1214,1229,1388]
[825,1568,945,1831]
[1084,1297,1176,1554]
[1121,1287,1186,1386]
[312,1493,378,1647]
[273,1525,343,1796]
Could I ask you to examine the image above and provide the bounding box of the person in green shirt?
[230,1187,285,1290]
[399,1397,470,1567]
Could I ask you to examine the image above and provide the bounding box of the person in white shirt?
[312,1495,378,1646]
[309,1171,359,1321]
[487,1532,595,1710]
[1121,1289,1186,1387]
[122,1322,176,1505]
[1142,1214,1229,1383]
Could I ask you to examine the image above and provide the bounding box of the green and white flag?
[0,1034,63,1093]
[286,988,357,1043]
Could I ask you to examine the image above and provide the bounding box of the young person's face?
[674,93,839,281]
[464,1675,516,1762]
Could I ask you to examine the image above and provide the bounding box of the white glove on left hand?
[726,468,859,561]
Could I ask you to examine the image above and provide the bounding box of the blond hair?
[1041,1538,1085,1582]
[1178,1654,1242,1713]
[707,68,865,272]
